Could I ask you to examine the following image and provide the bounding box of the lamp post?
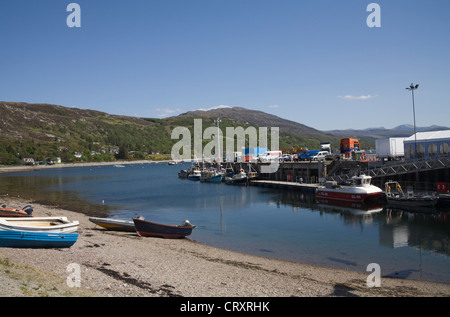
[214,118,222,162]
[406,83,419,158]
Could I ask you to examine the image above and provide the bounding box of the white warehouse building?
[404,130,450,160]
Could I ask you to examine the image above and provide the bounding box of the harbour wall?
[223,159,450,192]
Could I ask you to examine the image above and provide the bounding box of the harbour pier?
[221,157,450,193]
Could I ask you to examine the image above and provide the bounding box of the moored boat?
[0,230,78,248]
[225,169,248,185]
[133,217,196,239]
[316,174,383,202]
[0,217,79,233]
[385,181,438,210]
[200,168,224,183]
[187,168,202,181]
[178,169,190,179]
[0,205,33,217]
[89,217,135,232]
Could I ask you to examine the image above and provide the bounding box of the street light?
[214,118,222,162]
[406,83,419,158]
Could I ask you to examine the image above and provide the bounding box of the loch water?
[1,163,449,284]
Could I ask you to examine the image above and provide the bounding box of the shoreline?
[0,160,166,174]
[0,196,449,297]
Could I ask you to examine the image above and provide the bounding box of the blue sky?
[1,0,449,130]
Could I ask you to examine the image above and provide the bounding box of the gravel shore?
[0,196,449,298]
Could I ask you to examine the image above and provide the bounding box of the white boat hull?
[0,217,79,233]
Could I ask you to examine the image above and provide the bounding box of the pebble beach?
[1,195,449,298]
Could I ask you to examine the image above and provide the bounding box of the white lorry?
[375,138,405,160]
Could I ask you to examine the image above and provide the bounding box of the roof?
[404,130,450,143]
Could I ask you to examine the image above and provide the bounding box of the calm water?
[1,163,450,284]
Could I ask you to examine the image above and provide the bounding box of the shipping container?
[375,138,405,159]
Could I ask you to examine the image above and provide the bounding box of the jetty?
[218,157,450,192]
[249,179,321,193]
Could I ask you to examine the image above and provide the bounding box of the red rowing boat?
[0,205,33,217]
[133,217,195,239]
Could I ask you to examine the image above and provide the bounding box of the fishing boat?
[89,217,135,232]
[316,174,383,203]
[0,205,33,217]
[178,169,190,179]
[385,181,438,209]
[225,169,248,185]
[187,168,202,181]
[200,169,224,183]
[0,217,79,233]
[0,230,78,248]
[133,217,196,239]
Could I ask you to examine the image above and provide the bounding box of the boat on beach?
[385,181,438,210]
[0,205,33,217]
[316,174,383,203]
[133,217,196,239]
[0,217,79,233]
[89,217,135,232]
[0,230,78,248]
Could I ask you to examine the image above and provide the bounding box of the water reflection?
[267,188,450,258]
[0,173,115,216]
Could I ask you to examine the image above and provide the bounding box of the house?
[21,158,35,165]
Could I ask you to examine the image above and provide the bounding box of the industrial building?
[404,130,450,160]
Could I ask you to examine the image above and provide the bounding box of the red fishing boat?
[316,174,383,203]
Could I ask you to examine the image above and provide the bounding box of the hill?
[0,102,341,165]
[178,107,341,150]
[0,102,174,165]
[2,101,446,166]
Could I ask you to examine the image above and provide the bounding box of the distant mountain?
[179,107,333,139]
[325,124,450,140]
[392,124,449,132]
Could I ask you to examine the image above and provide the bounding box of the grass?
[0,254,96,297]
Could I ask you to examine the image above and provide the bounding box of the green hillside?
[0,102,340,166]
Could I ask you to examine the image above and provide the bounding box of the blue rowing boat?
[0,230,79,248]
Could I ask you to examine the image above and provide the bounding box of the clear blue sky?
[1,0,449,130]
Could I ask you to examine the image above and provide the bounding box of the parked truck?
[340,138,360,154]
[375,138,405,160]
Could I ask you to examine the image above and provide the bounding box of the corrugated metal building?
[404,130,450,159]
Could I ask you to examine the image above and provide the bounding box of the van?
[257,151,282,162]
[310,151,328,161]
